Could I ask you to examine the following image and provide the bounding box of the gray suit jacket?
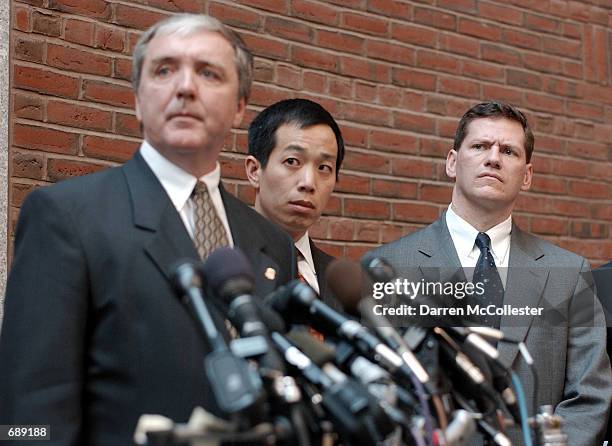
[371,213,612,446]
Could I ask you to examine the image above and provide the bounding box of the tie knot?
[192,181,208,197]
[475,232,491,251]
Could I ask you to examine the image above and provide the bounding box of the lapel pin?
[264,267,276,281]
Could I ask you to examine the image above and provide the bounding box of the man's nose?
[176,68,196,100]
[297,166,316,192]
[485,144,502,169]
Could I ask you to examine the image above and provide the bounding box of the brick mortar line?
[11,58,133,85]
[13,117,142,140]
[212,0,603,36]
[12,87,135,113]
[11,33,604,112]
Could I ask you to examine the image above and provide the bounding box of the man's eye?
[200,68,220,79]
[156,66,172,77]
[319,164,334,173]
[503,147,515,156]
[284,158,299,166]
[472,144,483,150]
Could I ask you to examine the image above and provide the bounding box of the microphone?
[266,280,419,387]
[201,247,316,446]
[330,258,432,388]
[201,247,287,375]
[270,332,395,445]
[286,331,410,427]
[170,260,263,416]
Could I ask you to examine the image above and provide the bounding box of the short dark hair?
[248,99,345,179]
[453,101,534,162]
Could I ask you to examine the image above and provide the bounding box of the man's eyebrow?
[282,145,337,161]
[149,56,176,66]
[468,137,523,152]
[148,57,226,72]
[281,145,306,153]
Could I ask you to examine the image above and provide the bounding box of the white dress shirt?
[445,205,511,288]
[295,232,319,294]
[140,141,234,246]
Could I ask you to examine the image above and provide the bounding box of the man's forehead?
[145,29,234,60]
[275,123,338,154]
[464,117,525,142]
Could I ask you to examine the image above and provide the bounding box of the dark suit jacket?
[310,239,340,310]
[0,152,295,446]
[371,213,612,446]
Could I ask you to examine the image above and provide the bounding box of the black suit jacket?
[0,152,295,446]
[310,239,338,308]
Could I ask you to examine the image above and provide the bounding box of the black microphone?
[286,331,410,430]
[331,258,432,389]
[170,260,263,416]
[361,253,396,283]
[171,260,227,351]
[201,246,315,446]
[201,247,288,375]
[271,332,395,446]
[266,280,420,389]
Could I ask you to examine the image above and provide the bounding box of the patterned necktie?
[473,232,504,328]
[296,247,307,282]
[192,182,229,259]
[296,246,325,341]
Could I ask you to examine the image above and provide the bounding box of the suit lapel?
[417,214,467,286]
[497,223,548,367]
[123,153,199,280]
[310,239,329,297]
[220,184,280,296]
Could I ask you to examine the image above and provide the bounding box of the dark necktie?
[192,182,229,259]
[473,232,504,328]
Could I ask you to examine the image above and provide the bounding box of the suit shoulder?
[223,192,292,241]
[370,223,435,259]
[517,230,587,267]
[311,242,335,262]
[22,166,124,211]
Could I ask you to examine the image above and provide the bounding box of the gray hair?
[131,14,253,102]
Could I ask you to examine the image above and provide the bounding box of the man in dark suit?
[0,14,294,446]
[371,101,611,445]
[245,99,344,307]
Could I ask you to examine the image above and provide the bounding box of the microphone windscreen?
[253,299,286,334]
[325,259,363,313]
[360,254,396,282]
[201,247,255,299]
[285,330,336,366]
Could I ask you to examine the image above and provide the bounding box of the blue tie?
[473,232,504,328]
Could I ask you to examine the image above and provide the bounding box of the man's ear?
[521,163,533,191]
[445,149,458,180]
[135,93,142,122]
[233,97,247,128]
[245,155,261,189]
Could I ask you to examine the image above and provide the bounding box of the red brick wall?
[8,0,612,265]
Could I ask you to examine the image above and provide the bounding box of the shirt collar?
[446,205,512,263]
[295,232,316,270]
[140,140,221,212]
